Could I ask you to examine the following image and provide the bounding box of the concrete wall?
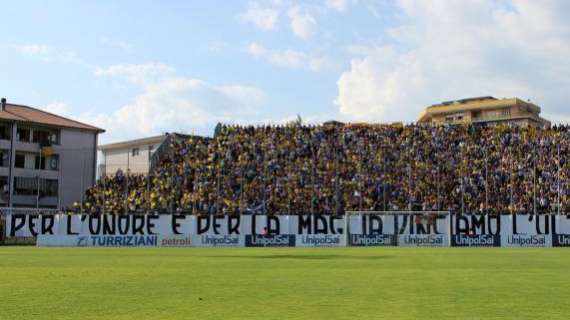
[102,144,157,175]
[58,129,97,209]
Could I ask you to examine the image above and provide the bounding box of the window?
[50,132,59,144]
[15,152,48,169]
[48,155,59,170]
[32,128,60,145]
[13,177,58,197]
[34,154,59,171]
[13,177,37,195]
[14,152,25,168]
[40,179,58,197]
[501,108,511,116]
[132,148,139,157]
[33,129,49,144]
[16,127,31,142]
[35,155,44,170]
[0,123,10,140]
[0,150,9,167]
[0,176,7,202]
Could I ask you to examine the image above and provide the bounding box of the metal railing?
[0,207,60,216]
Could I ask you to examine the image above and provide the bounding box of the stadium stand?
[80,123,570,215]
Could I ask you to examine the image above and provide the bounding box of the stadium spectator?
[80,123,570,215]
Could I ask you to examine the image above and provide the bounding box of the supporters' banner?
[190,215,292,247]
[243,215,296,247]
[7,214,57,238]
[191,215,243,247]
[347,213,450,247]
[242,215,292,235]
[500,214,553,247]
[6,214,181,238]
[348,214,397,246]
[9,213,451,247]
[22,214,290,247]
[7,213,277,234]
[293,215,344,235]
[552,215,570,247]
[450,215,501,247]
[5,213,570,248]
[293,215,345,247]
[394,213,450,247]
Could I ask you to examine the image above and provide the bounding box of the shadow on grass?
[203,254,392,260]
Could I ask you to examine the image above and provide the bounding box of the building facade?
[0,98,103,209]
[418,97,551,127]
[98,133,203,178]
[98,135,168,176]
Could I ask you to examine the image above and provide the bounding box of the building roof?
[98,134,168,151]
[99,133,203,151]
[0,102,105,132]
[418,97,542,122]
[434,96,497,107]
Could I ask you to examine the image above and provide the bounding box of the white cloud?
[12,44,51,55]
[345,44,380,56]
[270,49,307,68]
[85,64,265,142]
[94,63,175,85]
[229,113,332,127]
[11,44,82,64]
[326,0,356,12]
[41,102,69,116]
[100,37,133,52]
[238,1,280,31]
[218,85,265,107]
[238,1,341,38]
[243,42,267,57]
[335,0,570,123]
[243,42,326,72]
[288,6,316,39]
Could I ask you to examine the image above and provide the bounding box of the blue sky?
[2,0,570,143]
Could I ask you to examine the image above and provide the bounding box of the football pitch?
[1,247,568,319]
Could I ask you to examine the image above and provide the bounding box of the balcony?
[12,195,58,208]
[471,113,539,124]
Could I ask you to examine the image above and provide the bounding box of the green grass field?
[0,247,568,320]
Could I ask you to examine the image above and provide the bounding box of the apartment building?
[98,133,198,177]
[418,97,551,127]
[0,98,104,209]
[98,134,167,176]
